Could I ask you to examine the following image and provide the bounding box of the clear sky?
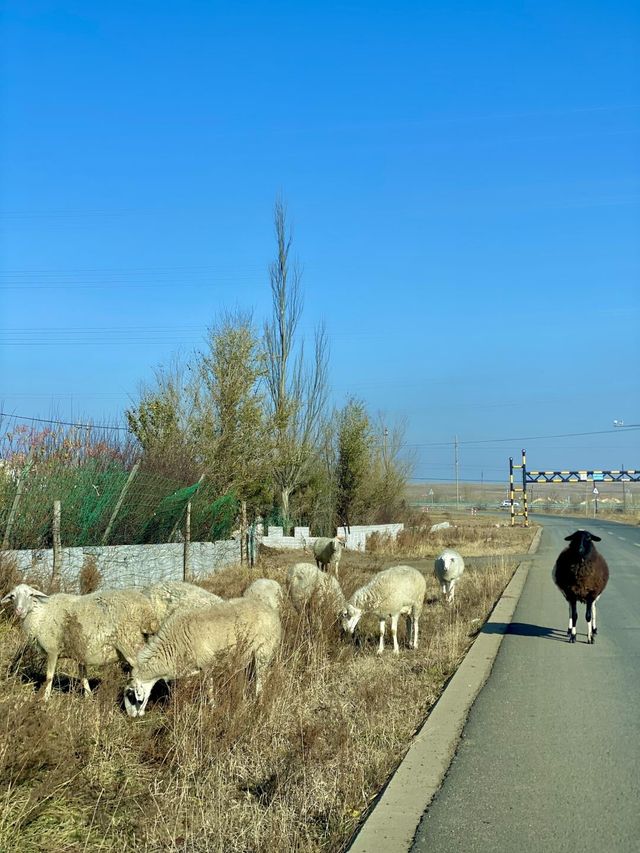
[1,1,639,485]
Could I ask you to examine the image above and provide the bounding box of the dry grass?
[79,556,103,596]
[0,522,536,852]
[367,514,537,557]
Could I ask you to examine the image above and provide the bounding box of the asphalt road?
[412,515,640,853]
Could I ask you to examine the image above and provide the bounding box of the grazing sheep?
[434,548,465,604]
[141,580,222,622]
[123,596,282,717]
[312,536,345,577]
[552,529,609,644]
[243,578,283,611]
[286,562,347,619]
[1,584,158,699]
[341,565,426,654]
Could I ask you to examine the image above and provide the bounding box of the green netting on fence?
[138,480,202,544]
[207,493,239,541]
[0,457,242,550]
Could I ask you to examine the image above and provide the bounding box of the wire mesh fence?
[0,415,246,549]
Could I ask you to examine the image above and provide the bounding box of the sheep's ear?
[0,592,14,605]
[589,533,601,542]
[32,592,49,603]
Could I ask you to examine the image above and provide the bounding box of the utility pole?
[454,435,459,506]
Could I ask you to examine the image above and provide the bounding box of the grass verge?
[0,525,536,852]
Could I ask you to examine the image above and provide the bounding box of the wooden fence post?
[2,457,33,550]
[102,460,140,545]
[240,500,247,567]
[183,500,191,581]
[51,500,62,592]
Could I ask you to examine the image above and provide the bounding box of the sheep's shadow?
[479,622,567,641]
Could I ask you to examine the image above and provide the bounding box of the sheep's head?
[0,584,48,619]
[124,675,156,718]
[341,604,362,635]
[564,530,601,556]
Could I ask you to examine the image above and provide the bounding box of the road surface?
[412,515,640,852]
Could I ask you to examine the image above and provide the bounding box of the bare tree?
[264,198,328,529]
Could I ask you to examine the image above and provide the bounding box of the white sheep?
[287,562,346,619]
[1,583,158,699]
[243,578,283,611]
[433,548,465,604]
[341,565,426,654]
[123,596,282,717]
[312,536,345,577]
[141,580,223,622]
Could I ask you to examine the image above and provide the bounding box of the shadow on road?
[481,621,566,641]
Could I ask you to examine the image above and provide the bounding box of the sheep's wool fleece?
[135,597,281,680]
[351,565,426,615]
[434,550,465,583]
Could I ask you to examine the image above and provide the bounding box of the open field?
[0,521,537,852]
[406,481,639,526]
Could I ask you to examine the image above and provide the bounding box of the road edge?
[348,525,544,853]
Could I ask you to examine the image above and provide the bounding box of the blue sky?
[1,1,639,484]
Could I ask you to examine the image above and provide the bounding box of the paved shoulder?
[412,516,640,853]
[349,530,541,852]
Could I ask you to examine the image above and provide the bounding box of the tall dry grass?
[0,532,528,852]
[367,515,537,557]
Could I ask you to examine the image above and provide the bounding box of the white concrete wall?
[3,522,405,589]
[336,523,404,552]
[3,539,241,589]
[259,523,405,553]
[259,526,312,551]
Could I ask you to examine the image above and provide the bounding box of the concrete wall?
[3,522,405,590]
[259,526,313,551]
[259,523,405,553]
[336,523,404,551]
[3,539,241,590]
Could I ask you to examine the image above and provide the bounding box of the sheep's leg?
[411,610,419,649]
[43,651,59,700]
[78,664,92,696]
[251,651,264,697]
[592,599,598,636]
[568,600,578,643]
[448,580,455,604]
[585,600,595,644]
[391,614,400,655]
[377,620,386,655]
[405,614,414,649]
[441,583,447,600]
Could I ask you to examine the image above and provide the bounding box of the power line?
[402,427,640,448]
[0,412,132,432]
[3,411,639,445]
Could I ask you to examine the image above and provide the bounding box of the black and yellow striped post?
[509,456,515,526]
[521,448,529,527]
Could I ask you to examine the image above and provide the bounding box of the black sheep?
[552,530,609,644]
